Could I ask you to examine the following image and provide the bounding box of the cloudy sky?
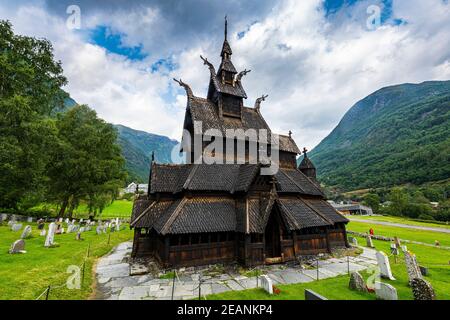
[1,0,449,149]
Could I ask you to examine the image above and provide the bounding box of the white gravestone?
[259,275,273,295]
[21,225,32,239]
[96,226,102,235]
[375,282,398,300]
[27,217,33,223]
[44,222,57,247]
[9,239,26,254]
[40,229,46,236]
[376,251,395,280]
[11,223,23,232]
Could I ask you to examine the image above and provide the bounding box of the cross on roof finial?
[289,130,292,138]
[303,147,308,155]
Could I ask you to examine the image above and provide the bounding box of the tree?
[386,187,409,216]
[362,193,380,213]
[47,105,126,217]
[0,21,67,209]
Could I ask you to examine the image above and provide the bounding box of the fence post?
[45,285,51,300]
[87,243,91,258]
[81,260,86,285]
[316,258,319,280]
[347,255,350,275]
[171,269,176,300]
[198,279,202,300]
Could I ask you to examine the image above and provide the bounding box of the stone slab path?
[95,242,378,300]
[350,218,450,234]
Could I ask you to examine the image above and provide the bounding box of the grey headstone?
[348,237,358,246]
[376,251,395,280]
[305,289,328,300]
[9,239,26,254]
[44,222,56,247]
[11,223,23,232]
[411,278,435,300]
[20,225,32,239]
[375,282,398,300]
[349,272,367,292]
[366,234,374,248]
[419,266,428,276]
[27,217,33,223]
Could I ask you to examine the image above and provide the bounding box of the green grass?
[0,222,133,300]
[348,220,450,247]
[207,220,450,300]
[348,215,450,229]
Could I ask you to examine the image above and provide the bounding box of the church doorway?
[264,210,281,259]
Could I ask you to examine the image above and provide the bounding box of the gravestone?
[366,234,374,248]
[411,278,435,300]
[76,232,83,241]
[349,272,367,292]
[1,213,7,222]
[27,217,33,223]
[11,223,23,232]
[404,251,422,285]
[401,245,408,253]
[79,227,85,233]
[40,229,46,237]
[305,289,328,300]
[375,282,398,300]
[21,225,32,239]
[9,239,26,254]
[259,275,273,294]
[348,237,358,246]
[44,222,56,247]
[390,243,399,256]
[419,266,428,276]
[376,251,395,280]
[96,226,102,235]
[394,236,401,248]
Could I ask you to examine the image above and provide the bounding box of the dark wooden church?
[130,19,349,267]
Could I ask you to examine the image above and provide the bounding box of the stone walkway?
[95,242,378,300]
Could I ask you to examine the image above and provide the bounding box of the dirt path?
[350,218,450,234]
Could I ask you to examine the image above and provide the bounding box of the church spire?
[221,16,233,59]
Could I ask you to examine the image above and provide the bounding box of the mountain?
[309,80,450,191]
[114,124,179,183]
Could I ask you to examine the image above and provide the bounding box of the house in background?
[329,202,373,216]
[123,182,148,194]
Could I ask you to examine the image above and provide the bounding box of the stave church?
[130,19,349,267]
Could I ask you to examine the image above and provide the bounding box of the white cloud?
[1,0,449,149]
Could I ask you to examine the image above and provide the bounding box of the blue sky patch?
[89,25,147,61]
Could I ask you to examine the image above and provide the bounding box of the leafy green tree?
[0,21,67,209]
[47,105,126,217]
[386,187,409,216]
[362,193,380,213]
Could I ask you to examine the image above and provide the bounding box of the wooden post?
[171,269,176,300]
[316,258,319,280]
[86,243,90,258]
[45,285,51,300]
[107,233,111,245]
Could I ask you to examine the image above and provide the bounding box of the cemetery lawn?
[207,223,450,300]
[0,222,133,300]
[347,220,450,247]
[348,215,450,230]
